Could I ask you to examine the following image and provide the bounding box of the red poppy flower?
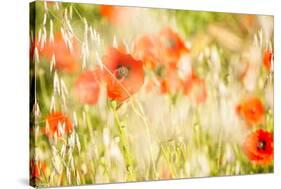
[263,49,273,71]
[44,112,73,137]
[36,32,81,73]
[236,97,265,125]
[158,27,189,63]
[102,48,144,101]
[243,129,273,165]
[30,160,47,178]
[133,34,159,69]
[183,72,207,104]
[115,42,127,54]
[75,70,101,105]
[157,63,183,94]
[99,5,132,26]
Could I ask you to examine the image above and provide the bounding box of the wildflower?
[102,48,144,101]
[74,70,101,105]
[236,97,265,125]
[133,34,159,69]
[158,63,183,94]
[183,72,207,104]
[243,129,273,165]
[263,49,273,71]
[30,160,47,178]
[44,112,73,137]
[36,32,81,73]
[99,5,133,26]
[158,27,189,64]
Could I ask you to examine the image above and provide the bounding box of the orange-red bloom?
[263,49,273,71]
[30,160,47,178]
[183,72,207,104]
[75,70,101,105]
[133,34,159,69]
[236,97,265,125]
[158,64,183,94]
[243,129,273,165]
[99,5,132,26]
[102,48,144,101]
[158,27,189,64]
[36,32,81,73]
[44,112,73,137]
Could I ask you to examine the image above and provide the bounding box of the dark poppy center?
[155,64,166,78]
[115,64,130,80]
[250,107,257,115]
[257,140,267,151]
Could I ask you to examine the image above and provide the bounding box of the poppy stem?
[111,101,136,181]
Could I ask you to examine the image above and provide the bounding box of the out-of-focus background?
[0,0,278,187]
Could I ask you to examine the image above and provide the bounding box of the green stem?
[111,102,136,181]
